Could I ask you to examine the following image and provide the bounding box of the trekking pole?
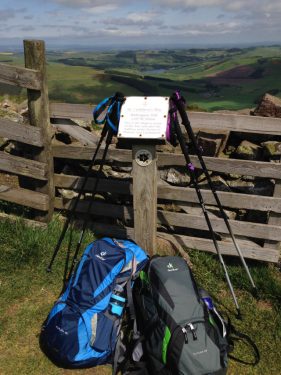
[170,91,256,293]
[47,92,125,273]
[47,125,108,272]
[170,104,241,318]
[66,93,125,280]
[66,127,114,279]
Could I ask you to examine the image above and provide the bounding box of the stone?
[3,140,17,154]
[179,202,236,220]
[227,179,255,193]
[111,163,132,173]
[227,178,274,196]
[224,145,236,156]
[196,130,229,157]
[262,141,281,157]
[198,175,231,192]
[252,93,281,118]
[160,167,191,187]
[235,140,261,160]
[58,188,79,200]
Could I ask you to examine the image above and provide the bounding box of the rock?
[227,179,255,194]
[235,140,261,160]
[179,202,236,220]
[111,163,132,173]
[106,169,131,179]
[58,188,79,200]
[224,145,236,156]
[0,108,24,123]
[262,141,281,157]
[1,99,17,111]
[198,175,231,192]
[227,178,274,196]
[160,167,191,187]
[252,93,281,118]
[94,164,131,179]
[196,130,229,157]
[3,140,17,154]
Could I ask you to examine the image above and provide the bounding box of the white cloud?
[103,11,163,27]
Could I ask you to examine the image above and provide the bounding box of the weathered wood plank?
[188,111,281,135]
[54,197,132,219]
[53,174,281,213]
[50,102,94,120]
[158,154,281,179]
[0,62,42,90]
[49,102,281,135]
[53,123,97,146]
[52,143,131,162]
[54,174,132,194]
[54,196,281,241]
[24,40,54,222]
[0,184,49,210]
[265,176,281,249]
[157,184,281,213]
[157,210,281,241]
[90,223,280,263]
[0,151,48,180]
[52,143,281,179]
[132,144,157,255]
[0,117,43,147]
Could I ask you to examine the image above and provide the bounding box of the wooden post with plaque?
[118,96,169,255]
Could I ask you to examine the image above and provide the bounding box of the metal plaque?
[118,96,169,139]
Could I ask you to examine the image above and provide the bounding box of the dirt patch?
[256,300,273,311]
[207,65,258,85]
[209,65,256,79]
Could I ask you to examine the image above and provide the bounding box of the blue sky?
[1,0,281,48]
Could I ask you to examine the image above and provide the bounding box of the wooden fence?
[0,40,280,263]
[0,40,54,222]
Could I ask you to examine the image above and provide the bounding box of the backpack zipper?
[168,319,204,351]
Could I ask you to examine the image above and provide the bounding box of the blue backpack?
[40,237,148,369]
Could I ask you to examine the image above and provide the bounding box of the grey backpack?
[130,256,229,375]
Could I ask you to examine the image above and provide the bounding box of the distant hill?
[1,46,281,111]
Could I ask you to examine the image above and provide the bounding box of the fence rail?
[0,118,43,146]
[0,40,280,262]
[0,62,42,90]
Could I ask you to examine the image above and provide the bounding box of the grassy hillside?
[1,46,281,110]
[0,216,280,374]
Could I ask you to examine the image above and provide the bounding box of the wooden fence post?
[24,40,54,222]
[132,143,157,255]
[265,177,281,250]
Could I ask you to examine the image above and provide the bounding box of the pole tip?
[46,267,52,273]
[252,286,258,298]
[236,308,242,320]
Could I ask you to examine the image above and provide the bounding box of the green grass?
[0,215,280,374]
[0,216,110,375]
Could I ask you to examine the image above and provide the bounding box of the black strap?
[228,323,260,366]
[122,360,150,375]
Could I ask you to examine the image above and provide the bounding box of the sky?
[1,0,281,49]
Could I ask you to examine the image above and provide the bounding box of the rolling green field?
[1,45,281,110]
